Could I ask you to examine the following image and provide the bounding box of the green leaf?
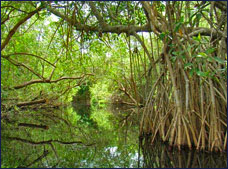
[171,56,176,63]
[198,33,201,41]
[192,32,202,42]
[213,57,225,64]
[172,51,178,56]
[196,13,202,20]
[40,1,45,7]
[189,69,194,77]
[207,56,214,62]
[180,16,184,23]
[174,23,181,32]
[159,32,166,40]
[197,52,207,58]
[205,48,215,54]
[184,63,193,69]
[196,71,209,77]
[217,68,226,72]
[14,105,19,111]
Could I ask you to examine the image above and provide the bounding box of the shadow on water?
[140,137,227,168]
[1,102,227,168]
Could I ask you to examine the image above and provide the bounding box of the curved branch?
[1,5,28,14]
[3,53,56,67]
[1,9,15,25]
[16,99,47,107]
[18,150,49,168]
[188,27,227,39]
[88,2,106,28]
[13,74,94,89]
[118,83,138,105]
[141,1,163,35]
[2,54,44,79]
[45,3,151,35]
[5,137,53,145]
[48,2,224,40]
[5,136,95,146]
[214,1,227,12]
[1,6,43,51]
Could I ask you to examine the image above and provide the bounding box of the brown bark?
[45,3,152,35]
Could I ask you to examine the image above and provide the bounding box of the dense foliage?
[1,2,227,166]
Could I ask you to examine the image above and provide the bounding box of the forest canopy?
[1,0,227,155]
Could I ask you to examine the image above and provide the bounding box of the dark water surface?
[1,103,227,168]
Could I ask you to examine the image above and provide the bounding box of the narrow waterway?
[1,103,227,168]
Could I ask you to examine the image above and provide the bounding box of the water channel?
[1,102,227,168]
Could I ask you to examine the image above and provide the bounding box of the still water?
[1,103,227,168]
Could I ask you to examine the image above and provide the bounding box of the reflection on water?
[71,103,98,128]
[1,103,227,168]
[140,137,227,168]
[70,103,140,168]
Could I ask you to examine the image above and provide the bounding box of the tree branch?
[45,3,151,35]
[2,54,44,80]
[1,6,43,51]
[88,2,107,27]
[119,83,138,105]
[188,27,227,39]
[13,74,94,89]
[5,136,95,146]
[2,53,56,67]
[132,32,155,67]
[18,150,49,168]
[214,1,227,12]
[16,99,47,107]
[141,1,163,35]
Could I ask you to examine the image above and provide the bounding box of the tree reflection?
[1,104,226,168]
[140,137,227,168]
[1,104,140,168]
